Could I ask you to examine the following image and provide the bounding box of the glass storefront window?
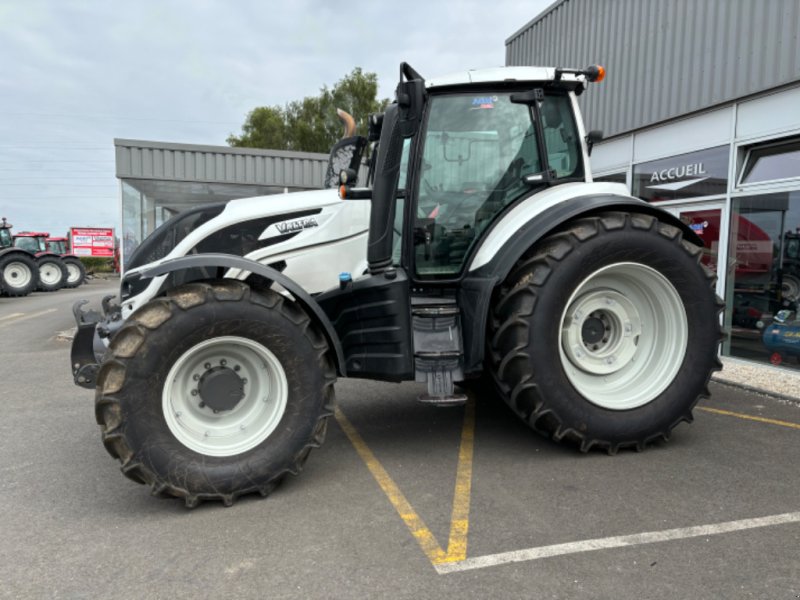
[740,138,800,185]
[633,146,729,202]
[120,179,290,269]
[727,191,800,369]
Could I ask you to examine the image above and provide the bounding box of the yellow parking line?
[334,396,477,567]
[698,407,800,430]
[441,397,475,564]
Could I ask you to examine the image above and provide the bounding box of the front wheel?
[62,257,86,288]
[0,253,39,296]
[489,212,722,453]
[36,257,67,291]
[95,280,336,507]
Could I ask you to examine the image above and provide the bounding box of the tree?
[227,68,388,153]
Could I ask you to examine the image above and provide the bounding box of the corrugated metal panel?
[115,139,332,189]
[506,0,800,139]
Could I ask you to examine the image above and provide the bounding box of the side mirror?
[586,130,603,156]
[396,62,426,138]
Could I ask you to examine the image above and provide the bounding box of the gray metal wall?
[506,0,800,138]
[115,139,330,189]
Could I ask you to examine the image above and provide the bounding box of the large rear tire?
[95,280,336,507]
[62,257,86,288]
[489,212,722,453]
[36,256,68,291]
[0,253,39,296]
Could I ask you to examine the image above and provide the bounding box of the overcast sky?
[0,0,552,236]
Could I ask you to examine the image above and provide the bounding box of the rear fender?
[459,193,702,374]
[140,253,346,376]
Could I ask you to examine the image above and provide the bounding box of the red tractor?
[12,231,71,291]
[46,235,86,287]
[0,217,40,296]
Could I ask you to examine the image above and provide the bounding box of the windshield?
[14,237,42,252]
[413,92,583,277]
[48,240,66,254]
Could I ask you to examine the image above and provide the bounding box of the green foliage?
[227,68,389,153]
[80,257,114,273]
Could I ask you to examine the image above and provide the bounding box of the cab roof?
[425,66,582,90]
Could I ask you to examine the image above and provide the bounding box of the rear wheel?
[0,253,38,296]
[95,280,336,507]
[62,257,86,288]
[489,212,722,453]
[36,257,67,291]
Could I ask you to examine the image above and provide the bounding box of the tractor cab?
[343,63,605,281]
[14,232,49,255]
[47,237,69,255]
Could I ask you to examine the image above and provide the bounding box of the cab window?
[413,93,542,277]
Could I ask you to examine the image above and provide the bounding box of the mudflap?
[71,296,119,389]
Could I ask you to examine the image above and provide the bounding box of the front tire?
[62,257,86,288]
[36,256,68,291]
[95,280,336,507]
[0,253,39,296]
[489,212,722,453]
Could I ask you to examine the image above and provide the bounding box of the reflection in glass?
[740,138,800,184]
[727,191,800,370]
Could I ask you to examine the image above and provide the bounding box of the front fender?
[469,192,701,281]
[141,253,346,376]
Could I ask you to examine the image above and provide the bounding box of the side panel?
[316,270,413,382]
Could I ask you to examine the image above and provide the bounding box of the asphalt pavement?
[0,278,798,599]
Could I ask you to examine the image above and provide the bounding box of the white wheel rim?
[66,263,81,284]
[782,276,800,302]
[3,261,33,289]
[39,263,62,285]
[163,336,288,457]
[559,262,688,410]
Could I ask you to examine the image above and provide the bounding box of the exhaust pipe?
[336,109,357,138]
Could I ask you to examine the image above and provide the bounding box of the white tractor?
[71,63,721,507]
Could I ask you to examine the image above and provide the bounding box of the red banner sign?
[70,227,115,257]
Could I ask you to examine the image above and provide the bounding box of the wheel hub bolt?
[234,365,241,372]
[199,402,206,408]
[242,378,248,385]
[191,389,199,396]
[193,374,200,381]
[220,359,227,366]
[204,363,211,370]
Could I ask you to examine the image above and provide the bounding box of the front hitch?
[70,296,122,389]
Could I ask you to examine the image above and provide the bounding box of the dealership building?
[115,0,800,371]
[506,0,800,371]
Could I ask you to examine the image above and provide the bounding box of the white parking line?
[0,312,25,321]
[435,511,800,574]
[0,308,57,328]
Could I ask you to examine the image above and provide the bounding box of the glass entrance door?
[663,201,727,298]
